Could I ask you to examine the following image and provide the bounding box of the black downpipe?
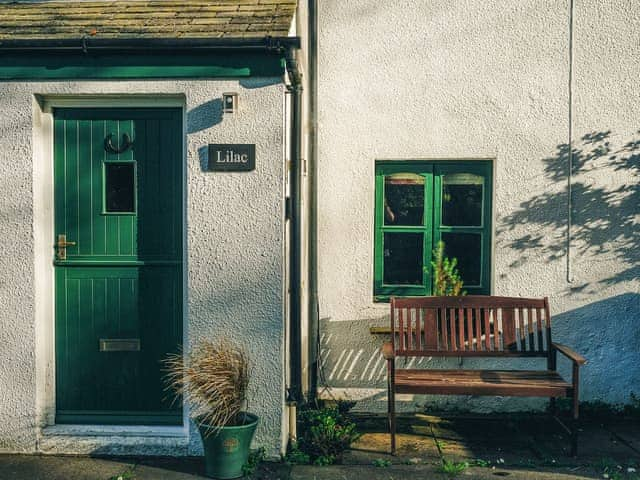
[307,0,319,403]
[284,47,303,403]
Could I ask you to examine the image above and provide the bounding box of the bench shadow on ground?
[345,413,640,476]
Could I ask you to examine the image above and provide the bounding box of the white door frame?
[33,94,188,434]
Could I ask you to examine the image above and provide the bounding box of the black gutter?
[0,36,301,52]
[307,0,319,403]
[283,46,304,404]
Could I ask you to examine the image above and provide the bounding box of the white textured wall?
[0,83,37,452]
[0,79,286,455]
[317,0,639,411]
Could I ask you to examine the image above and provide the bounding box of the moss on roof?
[0,1,297,40]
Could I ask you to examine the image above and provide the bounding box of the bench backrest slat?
[390,296,552,358]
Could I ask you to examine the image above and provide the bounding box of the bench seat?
[395,369,572,397]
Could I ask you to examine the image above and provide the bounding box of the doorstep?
[39,425,190,456]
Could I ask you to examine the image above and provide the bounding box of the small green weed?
[439,459,469,477]
[241,447,266,477]
[597,457,619,472]
[517,458,537,469]
[434,439,448,450]
[284,443,311,465]
[108,466,136,480]
[312,455,334,466]
[294,401,361,466]
[605,473,623,480]
[372,458,391,468]
[595,458,640,480]
[623,393,640,417]
[472,458,491,467]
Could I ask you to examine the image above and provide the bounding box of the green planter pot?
[198,413,259,479]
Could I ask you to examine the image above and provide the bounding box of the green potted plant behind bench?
[430,240,466,296]
[164,339,258,479]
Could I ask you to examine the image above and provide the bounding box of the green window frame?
[374,160,492,300]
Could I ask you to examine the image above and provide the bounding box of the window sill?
[373,295,391,303]
[370,326,391,334]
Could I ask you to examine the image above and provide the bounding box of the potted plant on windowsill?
[430,240,466,296]
[164,339,258,479]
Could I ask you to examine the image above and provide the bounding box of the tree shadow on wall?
[500,129,639,290]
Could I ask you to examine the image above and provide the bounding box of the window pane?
[384,173,424,225]
[442,173,483,226]
[441,233,482,286]
[105,163,135,212]
[383,232,423,285]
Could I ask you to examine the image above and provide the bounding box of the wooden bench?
[382,296,586,456]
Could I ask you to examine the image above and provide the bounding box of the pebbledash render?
[313,0,639,414]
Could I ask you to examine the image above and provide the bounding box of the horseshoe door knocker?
[104,133,134,154]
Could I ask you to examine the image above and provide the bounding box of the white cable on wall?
[567,0,575,283]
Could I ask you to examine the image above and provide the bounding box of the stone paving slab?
[0,416,639,479]
[357,414,640,463]
[0,453,631,480]
[606,424,640,456]
[348,432,441,460]
[0,455,293,480]
[428,415,535,462]
[346,414,640,479]
[290,463,602,480]
[0,455,137,480]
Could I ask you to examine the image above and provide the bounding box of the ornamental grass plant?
[164,339,250,434]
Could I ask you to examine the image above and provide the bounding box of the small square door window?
[104,162,136,213]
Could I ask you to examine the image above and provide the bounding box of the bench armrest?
[382,342,395,360]
[552,342,586,365]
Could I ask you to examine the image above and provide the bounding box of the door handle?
[56,234,76,260]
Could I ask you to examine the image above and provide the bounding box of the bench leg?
[570,363,580,457]
[386,357,396,455]
[387,374,391,430]
[571,392,579,457]
[550,396,578,457]
[386,366,396,455]
[389,387,396,455]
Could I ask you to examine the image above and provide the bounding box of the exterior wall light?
[223,92,238,113]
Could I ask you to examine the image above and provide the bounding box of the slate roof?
[0,1,297,40]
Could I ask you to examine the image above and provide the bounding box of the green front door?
[54,108,183,425]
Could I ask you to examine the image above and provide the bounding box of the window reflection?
[442,173,483,226]
[441,232,482,285]
[383,232,423,285]
[384,173,424,226]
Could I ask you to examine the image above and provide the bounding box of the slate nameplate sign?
[208,144,255,172]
